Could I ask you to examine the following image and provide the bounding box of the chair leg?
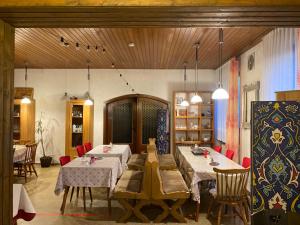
[31,164,38,177]
[70,187,75,202]
[88,187,93,202]
[207,198,214,219]
[60,186,70,214]
[195,201,200,221]
[117,199,134,223]
[82,187,86,211]
[133,200,151,223]
[217,204,224,225]
[107,187,111,216]
[76,187,80,198]
[24,165,27,183]
[170,199,187,223]
[238,202,248,225]
[243,199,250,221]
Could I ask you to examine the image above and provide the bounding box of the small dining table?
[13,145,27,162]
[13,184,36,225]
[85,144,132,170]
[176,146,244,221]
[54,157,122,214]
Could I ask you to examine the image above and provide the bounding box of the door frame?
[1,4,300,224]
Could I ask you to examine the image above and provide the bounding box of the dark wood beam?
[0,19,14,225]
[0,6,300,28]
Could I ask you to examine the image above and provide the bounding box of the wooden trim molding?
[0,19,14,225]
[0,6,300,27]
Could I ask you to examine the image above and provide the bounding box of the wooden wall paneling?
[20,99,36,143]
[0,19,14,225]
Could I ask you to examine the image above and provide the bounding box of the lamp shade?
[84,98,93,106]
[212,87,229,100]
[191,94,203,103]
[21,96,31,104]
[180,99,189,107]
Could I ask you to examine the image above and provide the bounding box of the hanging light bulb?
[212,28,229,100]
[84,63,94,106]
[180,62,190,107]
[191,43,203,104]
[21,63,31,104]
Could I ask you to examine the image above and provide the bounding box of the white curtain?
[214,62,229,143]
[261,28,297,100]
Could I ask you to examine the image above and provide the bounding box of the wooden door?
[105,97,137,153]
[137,97,169,153]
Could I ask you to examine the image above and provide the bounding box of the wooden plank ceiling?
[15,27,270,69]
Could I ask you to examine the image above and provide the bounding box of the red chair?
[225,149,234,160]
[213,146,222,153]
[76,145,85,157]
[59,156,71,166]
[84,142,93,152]
[242,157,251,168]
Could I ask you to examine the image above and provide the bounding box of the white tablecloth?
[177,146,243,202]
[13,184,36,222]
[13,145,27,163]
[85,144,132,170]
[54,157,122,196]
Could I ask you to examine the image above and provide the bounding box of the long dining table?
[176,146,244,221]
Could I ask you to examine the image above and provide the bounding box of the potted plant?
[36,112,53,167]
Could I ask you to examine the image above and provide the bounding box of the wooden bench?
[150,150,190,223]
[114,154,152,222]
[128,139,177,170]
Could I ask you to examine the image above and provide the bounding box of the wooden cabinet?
[276,90,300,101]
[13,99,36,144]
[173,91,214,149]
[65,99,94,158]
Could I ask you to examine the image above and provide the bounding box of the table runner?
[85,144,131,170]
[177,146,243,202]
[55,157,122,196]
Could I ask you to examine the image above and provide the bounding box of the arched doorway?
[103,94,169,154]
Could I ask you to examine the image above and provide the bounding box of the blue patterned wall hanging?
[251,101,300,214]
[156,109,169,154]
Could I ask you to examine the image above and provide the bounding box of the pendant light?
[212,28,229,100]
[21,63,31,104]
[180,62,189,107]
[84,63,93,106]
[191,43,203,104]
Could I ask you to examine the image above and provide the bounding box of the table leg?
[107,187,111,216]
[83,187,86,211]
[60,186,70,214]
[195,201,200,222]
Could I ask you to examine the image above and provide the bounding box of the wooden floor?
[15,165,246,225]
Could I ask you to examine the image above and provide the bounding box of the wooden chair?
[213,146,222,153]
[207,168,250,225]
[151,155,190,223]
[242,157,251,168]
[84,142,93,152]
[225,149,234,160]
[14,143,38,182]
[76,145,85,157]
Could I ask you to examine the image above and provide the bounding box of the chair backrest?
[59,156,71,166]
[84,142,93,152]
[214,145,222,153]
[76,145,85,157]
[242,157,251,168]
[225,149,234,160]
[25,143,37,163]
[213,167,250,202]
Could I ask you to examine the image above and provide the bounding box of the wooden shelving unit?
[173,91,214,150]
[13,99,36,144]
[65,99,94,158]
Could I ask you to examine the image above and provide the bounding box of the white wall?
[239,42,264,160]
[14,69,216,161]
